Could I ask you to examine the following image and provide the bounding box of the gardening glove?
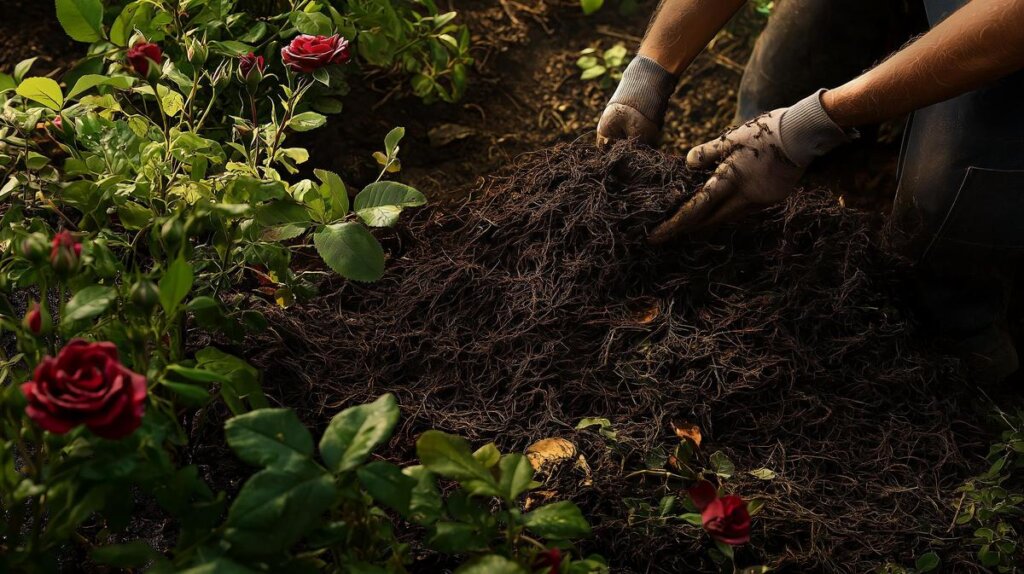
[649,89,855,244]
[597,56,678,146]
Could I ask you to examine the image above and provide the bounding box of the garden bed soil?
[240,140,992,573]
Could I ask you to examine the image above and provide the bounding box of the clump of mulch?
[249,140,989,573]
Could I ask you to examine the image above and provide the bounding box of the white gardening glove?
[649,90,855,244]
[597,56,678,146]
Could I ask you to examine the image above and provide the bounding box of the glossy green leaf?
[64,286,116,322]
[226,408,314,469]
[357,460,416,517]
[320,393,400,474]
[416,430,495,485]
[289,111,327,133]
[354,181,426,228]
[523,501,591,539]
[56,0,105,43]
[455,555,528,574]
[313,222,386,282]
[16,78,64,111]
[159,256,194,315]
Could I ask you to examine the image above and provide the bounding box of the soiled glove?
[649,89,854,244]
[597,56,678,146]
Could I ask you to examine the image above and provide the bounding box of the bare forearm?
[638,0,747,75]
[823,0,1024,127]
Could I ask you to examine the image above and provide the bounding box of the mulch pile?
[249,140,990,573]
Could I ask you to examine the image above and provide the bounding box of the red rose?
[239,52,266,79]
[127,41,164,77]
[532,547,562,574]
[689,480,751,545]
[50,230,81,274]
[21,340,147,439]
[281,34,350,73]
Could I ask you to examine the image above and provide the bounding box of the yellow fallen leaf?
[526,438,577,471]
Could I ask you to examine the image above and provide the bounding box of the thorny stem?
[266,77,312,168]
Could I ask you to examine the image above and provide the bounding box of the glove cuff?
[608,56,678,125]
[778,89,857,167]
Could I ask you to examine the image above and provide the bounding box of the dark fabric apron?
[894,0,1024,262]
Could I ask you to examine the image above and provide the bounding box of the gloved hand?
[649,90,854,244]
[597,56,678,146]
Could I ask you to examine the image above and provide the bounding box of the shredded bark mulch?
[248,140,989,573]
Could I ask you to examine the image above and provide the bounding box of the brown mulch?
[248,140,990,573]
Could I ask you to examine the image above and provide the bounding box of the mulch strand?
[245,140,990,573]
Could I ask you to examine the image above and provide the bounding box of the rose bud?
[238,52,266,92]
[22,301,51,335]
[52,115,63,131]
[50,230,82,275]
[21,340,147,439]
[532,548,562,574]
[689,480,751,546]
[281,34,350,73]
[185,36,209,67]
[129,280,160,312]
[127,41,164,80]
[20,232,50,263]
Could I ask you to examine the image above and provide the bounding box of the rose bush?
[125,41,163,77]
[22,340,147,439]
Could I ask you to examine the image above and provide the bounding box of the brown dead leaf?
[671,421,702,447]
[629,297,661,325]
[526,438,577,471]
[524,489,557,511]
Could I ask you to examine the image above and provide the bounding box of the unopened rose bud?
[50,230,82,275]
[185,37,209,67]
[129,280,160,312]
[23,302,51,335]
[127,41,164,82]
[20,232,49,263]
[160,218,185,251]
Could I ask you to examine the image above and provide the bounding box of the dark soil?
[248,140,991,573]
[0,0,80,76]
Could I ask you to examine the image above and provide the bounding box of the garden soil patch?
[243,140,991,573]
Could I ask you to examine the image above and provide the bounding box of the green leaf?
[404,465,443,525]
[748,468,776,480]
[354,181,426,228]
[226,409,314,469]
[313,222,386,282]
[179,558,257,574]
[56,0,105,43]
[473,443,501,468]
[455,555,529,574]
[710,451,735,479]
[429,521,492,554]
[16,78,64,111]
[320,394,400,474]
[64,286,116,322]
[159,256,194,315]
[580,65,607,80]
[91,541,160,568]
[314,169,348,221]
[384,126,405,157]
[195,347,267,414]
[523,501,591,539]
[288,111,327,133]
[0,73,15,93]
[576,417,616,440]
[357,460,416,518]
[915,552,940,573]
[224,464,335,558]
[497,454,536,502]
[416,430,495,485]
[68,74,135,100]
[14,58,37,83]
[580,0,604,14]
[160,380,211,405]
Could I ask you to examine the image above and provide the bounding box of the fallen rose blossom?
[688,480,751,546]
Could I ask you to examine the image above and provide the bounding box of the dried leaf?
[671,421,702,447]
[525,438,577,471]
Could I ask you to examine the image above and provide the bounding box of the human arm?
[649,0,1024,244]
[597,0,747,144]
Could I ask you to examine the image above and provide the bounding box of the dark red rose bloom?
[689,480,751,545]
[127,41,164,77]
[281,34,350,73]
[239,52,266,79]
[532,547,562,574]
[23,302,42,334]
[21,340,147,439]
